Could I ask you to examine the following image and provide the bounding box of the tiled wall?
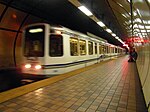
[0,3,44,69]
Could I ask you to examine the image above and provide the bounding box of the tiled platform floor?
[0,56,148,112]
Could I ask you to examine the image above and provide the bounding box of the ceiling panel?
[0,0,149,47]
[108,0,150,46]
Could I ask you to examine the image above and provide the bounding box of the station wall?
[136,43,150,111]
[0,3,44,69]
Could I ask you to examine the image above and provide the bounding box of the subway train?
[21,23,125,77]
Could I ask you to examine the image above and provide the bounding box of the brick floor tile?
[0,56,148,112]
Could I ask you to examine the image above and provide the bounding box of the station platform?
[0,56,148,112]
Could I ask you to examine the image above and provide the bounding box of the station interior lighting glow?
[97,21,105,27]
[70,1,127,49]
[106,28,112,33]
[78,6,93,16]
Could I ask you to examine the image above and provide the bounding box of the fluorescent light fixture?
[129,24,132,28]
[133,24,138,28]
[134,29,140,32]
[137,9,142,17]
[138,25,145,29]
[117,2,123,7]
[118,38,121,41]
[125,21,129,25]
[128,20,131,23]
[142,33,147,35]
[141,30,147,32]
[29,28,43,33]
[78,6,93,16]
[143,20,147,24]
[115,36,119,39]
[97,21,105,27]
[112,33,116,37]
[147,30,150,32]
[135,18,142,23]
[122,14,127,18]
[145,26,150,29]
[106,28,112,33]
[133,11,137,16]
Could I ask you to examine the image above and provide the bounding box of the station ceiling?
[0,0,150,47]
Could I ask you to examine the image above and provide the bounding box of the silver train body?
[21,23,125,77]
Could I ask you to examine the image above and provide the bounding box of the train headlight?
[25,64,31,69]
[35,65,42,70]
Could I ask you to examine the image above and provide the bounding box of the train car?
[21,23,124,77]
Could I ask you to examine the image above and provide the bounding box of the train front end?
[21,24,47,77]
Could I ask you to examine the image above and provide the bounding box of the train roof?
[50,24,108,43]
[24,23,123,47]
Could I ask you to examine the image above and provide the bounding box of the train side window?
[88,41,93,55]
[109,47,112,53]
[112,47,115,53]
[110,47,113,53]
[79,39,86,55]
[106,46,109,54]
[95,43,97,54]
[70,37,79,56]
[102,45,106,54]
[115,48,118,53]
[99,45,102,54]
[49,34,63,57]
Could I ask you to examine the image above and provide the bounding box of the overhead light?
[117,2,123,7]
[138,25,145,29]
[128,20,131,24]
[134,29,140,32]
[115,36,119,39]
[143,20,150,24]
[133,24,138,28]
[133,11,137,16]
[97,21,105,27]
[123,44,128,47]
[122,14,127,18]
[127,0,130,3]
[129,24,132,28]
[106,28,112,33]
[137,9,142,17]
[135,18,142,23]
[142,33,147,35]
[112,33,116,37]
[125,21,129,25]
[145,26,150,29]
[147,30,150,32]
[78,6,93,16]
[141,30,147,32]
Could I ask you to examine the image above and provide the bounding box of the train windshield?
[24,25,45,57]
